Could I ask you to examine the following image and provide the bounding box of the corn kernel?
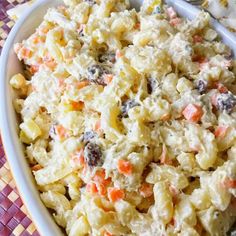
[10,73,26,89]
[20,119,42,141]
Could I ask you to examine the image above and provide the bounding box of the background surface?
[0,1,39,235]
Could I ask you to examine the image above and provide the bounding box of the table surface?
[0,1,236,236]
[0,1,40,235]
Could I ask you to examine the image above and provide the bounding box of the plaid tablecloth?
[0,1,39,235]
[0,0,236,235]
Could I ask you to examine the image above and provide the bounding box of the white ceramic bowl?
[1,1,236,235]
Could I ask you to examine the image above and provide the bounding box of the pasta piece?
[146,164,189,190]
[152,181,174,225]
[69,215,90,236]
[41,191,71,227]
[174,195,197,230]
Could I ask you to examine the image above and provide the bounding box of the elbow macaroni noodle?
[10,0,236,235]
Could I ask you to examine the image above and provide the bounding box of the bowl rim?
[0,0,63,235]
[0,1,236,236]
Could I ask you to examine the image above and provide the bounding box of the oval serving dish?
[0,0,236,235]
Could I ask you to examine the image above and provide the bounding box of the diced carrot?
[222,177,236,189]
[117,160,133,175]
[182,104,203,122]
[214,126,229,138]
[29,64,39,74]
[116,50,123,59]
[72,149,85,167]
[54,125,68,140]
[77,80,89,90]
[31,164,43,171]
[32,35,42,44]
[104,74,113,85]
[40,26,50,34]
[104,231,113,236]
[96,182,107,196]
[170,17,181,26]
[92,169,111,186]
[70,101,84,111]
[139,183,153,198]
[86,182,98,194]
[108,187,125,202]
[93,169,106,183]
[193,35,203,43]
[21,48,32,59]
[166,7,177,19]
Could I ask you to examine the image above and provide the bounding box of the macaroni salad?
[10,0,236,235]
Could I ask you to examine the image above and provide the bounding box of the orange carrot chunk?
[117,160,133,175]
[182,104,203,122]
[214,126,229,138]
[70,101,84,111]
[55,125,67,140]
[222,177,236,189]
[139,183,153,198]
[108,187,125,202]
[21,48,32,59]
[72,149,85,166]
[96,182,107,196]
[86,182,98,194]
[92,169,111,186]
[77,80,89,90]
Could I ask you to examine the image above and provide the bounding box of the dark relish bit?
[196,79,208,94]
[120,99,139,118]
[216,92,236,114]
[147,77,157,94]
[84,0,96,6]
[87,64,110,86]
[84,143,103,167]
[98,52,116,64]
[80,131,96,143]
